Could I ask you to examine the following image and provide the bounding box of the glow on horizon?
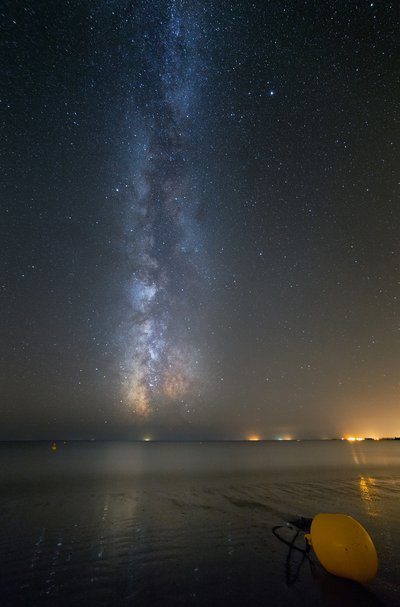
[246,434,261,441]
[342,436,365,442]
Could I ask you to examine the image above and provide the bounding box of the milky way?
[2,0,399,439]
[119,2,207,417]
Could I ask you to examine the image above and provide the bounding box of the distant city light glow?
[342,436,365,442]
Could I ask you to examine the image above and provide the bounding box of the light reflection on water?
[1,441,400,606]
[2,440,400,483]
[359,476,380,517]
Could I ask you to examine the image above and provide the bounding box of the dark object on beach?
[272,522,315,586]
[287,516,313,533]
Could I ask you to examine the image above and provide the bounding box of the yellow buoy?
[305,513,378,583]
[51,441,57,451]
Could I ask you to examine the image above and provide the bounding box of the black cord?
[272,525,315,586]
[272,526,308,553]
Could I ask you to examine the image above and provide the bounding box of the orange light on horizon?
[247,434,261,441]
[342,436,365,442]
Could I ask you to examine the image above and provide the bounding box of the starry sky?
[1,0,399,440]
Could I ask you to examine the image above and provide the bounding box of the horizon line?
[1,437,400,443]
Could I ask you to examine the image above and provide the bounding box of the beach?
[1,441,399,605]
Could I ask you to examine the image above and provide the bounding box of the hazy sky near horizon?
[1,1,399,440]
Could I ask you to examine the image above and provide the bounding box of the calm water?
[1,440,399,606]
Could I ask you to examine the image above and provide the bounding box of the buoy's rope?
[272,525,315,586]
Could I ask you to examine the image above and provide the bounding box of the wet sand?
[1,441,399,605]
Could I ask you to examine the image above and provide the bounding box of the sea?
[1,440,399,606]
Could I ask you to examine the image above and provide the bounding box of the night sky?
[1,1,399,440]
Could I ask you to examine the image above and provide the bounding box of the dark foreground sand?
[1,441,399,605]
